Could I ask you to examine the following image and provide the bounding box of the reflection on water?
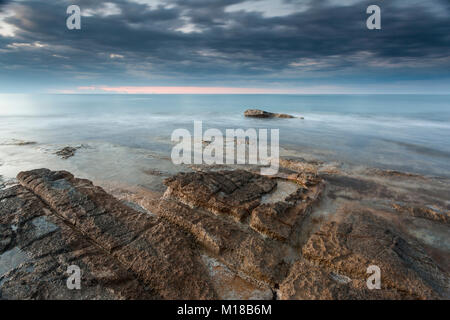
[0,94,449,186]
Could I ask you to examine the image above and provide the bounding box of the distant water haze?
[0,94,449,182]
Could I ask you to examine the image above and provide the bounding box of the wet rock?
[244,109,295,119]
[143,169,167,176]
[55,146,80,159]
[392,203,449,225]
[0,139,37,146]
[153,198,291,285]
[250,179,323,241]
[0,185,155,300]
[2,165,448,300]
[250,202,294,241]
[164,170,277,221]
[13,169,216,299]
[300,210,449,299]
[201,255,273,300]
[279,261,379,300]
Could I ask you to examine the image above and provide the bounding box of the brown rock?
[153,198,291,285]
[0,186,154,300]
[250,180,323,241]
[250,202,294,241]
[279,260,392,300]
[16,169,215,300]
[301,210,449,299]
[3,164,448,300]
[392,203,449,225]
[163,170,277,221]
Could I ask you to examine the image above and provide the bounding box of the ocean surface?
[1,94,450,187]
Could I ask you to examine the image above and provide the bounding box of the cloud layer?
[0,0,449,93]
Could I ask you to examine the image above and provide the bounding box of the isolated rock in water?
[11,169,216,300]
[55,146,80,159]
[244,109,295,119]
[0,139,37,146]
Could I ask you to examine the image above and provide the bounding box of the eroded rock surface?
[164,170,277,222]
[1,169,215,300]
[0,185,154,299]
[292,210,448,299]
[153,198,291,285]
[1,162,449,300]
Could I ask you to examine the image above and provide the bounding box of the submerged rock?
[0,139,37,146]
[244,109,296,119]
[54,146,80,159]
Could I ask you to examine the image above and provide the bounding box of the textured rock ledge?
[1,164,449,300]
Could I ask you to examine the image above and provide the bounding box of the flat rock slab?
[0,186,154,300]
[154,199,291,285]
[299,209,449,299]
[12,169,215,299]
[164,169,323,243]
[2,166,448,300]
[164,170,277,221]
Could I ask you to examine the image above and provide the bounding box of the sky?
[0,0,449,94]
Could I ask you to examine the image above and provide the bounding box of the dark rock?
[0,139,37,146]
[55,146,80,159]
[244,109,295,119]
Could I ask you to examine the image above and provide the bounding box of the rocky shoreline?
[0,158,449,300]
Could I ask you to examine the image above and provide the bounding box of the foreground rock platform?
[1,164,449,300]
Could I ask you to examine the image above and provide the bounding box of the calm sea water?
[1,94,449,182]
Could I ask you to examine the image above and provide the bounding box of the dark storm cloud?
[0,0,11,11]
[0,0,449,90]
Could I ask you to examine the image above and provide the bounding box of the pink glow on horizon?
[77,86,301,94]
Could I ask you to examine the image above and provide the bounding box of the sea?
[1,94,449,188]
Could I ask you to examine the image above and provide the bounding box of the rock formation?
[55,146,81,159]
[244,109,296,119]
[1,162,449,300]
